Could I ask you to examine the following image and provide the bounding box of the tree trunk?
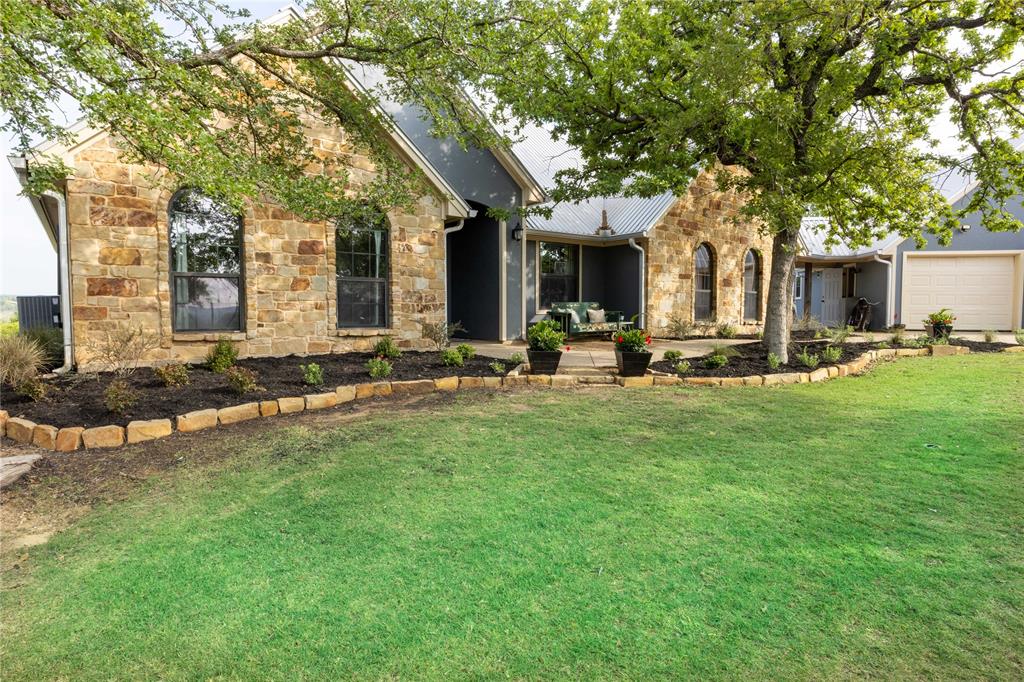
[763,227,801,363]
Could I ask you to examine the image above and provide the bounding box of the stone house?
[10,12,772,371]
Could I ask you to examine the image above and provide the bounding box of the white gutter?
[43,189,74,374]
[442,219,466,327]
[872,252,895,328]
[628,238,646,329]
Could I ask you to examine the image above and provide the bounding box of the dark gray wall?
[893,189,1024,327]
[854,261,890,331]
[447,211,500,340]
[390,107,525,339]
[525,239,538,321]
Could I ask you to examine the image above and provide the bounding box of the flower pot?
[926,323,953,339]
[616,350,652,377]
[527,350,562,374]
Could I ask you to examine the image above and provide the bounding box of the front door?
[821,268,844,326]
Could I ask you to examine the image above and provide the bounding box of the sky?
[0,2,1013,296]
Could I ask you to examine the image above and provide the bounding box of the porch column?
[803,262,813,318]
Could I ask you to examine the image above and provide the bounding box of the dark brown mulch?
[1,351,509,429]
[650,341,872,378]
[948,338,1017,353]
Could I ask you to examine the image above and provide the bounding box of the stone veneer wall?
[645,169,774,333]
[65,129,446,370]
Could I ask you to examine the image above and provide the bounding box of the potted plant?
[923,308,955,339]
[614,328,654,376]
[527,319,567,373]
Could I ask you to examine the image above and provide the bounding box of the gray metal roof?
[799,217,903,258]
[512,125,676,238]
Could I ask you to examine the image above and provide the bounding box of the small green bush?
[889,329,906,347]
[1015,328,1024,345]
[154,363,190,387]
[875,341,891,349]
[527,319,566,352]
[104,379,137,414]
[709,343,740,358]
[508,352,525,366]
[665,314,694,339]
[367,356,392,379]
[663,349,683,362]
[716,323,738,339]
[929,335,950,346]
[703,353,729,369]
[982,329,997,343]
[300,362,324,387]
[16,376,49,401]
[766,352,781,371]
[821,346,842,363]
[206,339,238,373]
[440,348,464,367]
[795,349,820,369]
[489,360,506,375]
[224,366,261,394]
[826,325,853,344]
[455,343,476,360]
[373,336,402,359]
[674,360,691,375]
[0,334,46,389]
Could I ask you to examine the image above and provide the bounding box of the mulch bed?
[2,351,509,429]
[948,338,1017,353]
[651,340,873,378]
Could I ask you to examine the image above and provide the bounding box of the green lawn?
[2,354,1023,680]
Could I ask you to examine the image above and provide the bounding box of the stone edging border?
[2,345,1021,453]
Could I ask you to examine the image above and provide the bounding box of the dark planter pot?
[926,323,953,338]
[616,350,653,377]
[528,350,562,374]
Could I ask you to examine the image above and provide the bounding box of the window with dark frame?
[539,242,578,309]
[743,250,761,321]
[842,268,857,298]
[336,212,389,328]
[794,271,803,299]
[694,243,715,321]
[169,189,243,332]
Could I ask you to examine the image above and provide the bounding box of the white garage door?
[903,254,1016,330]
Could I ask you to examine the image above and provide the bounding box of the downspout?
[44,189,74,374]
[872,252,894,329]
[628,238,645,329]
[443,219,465,325]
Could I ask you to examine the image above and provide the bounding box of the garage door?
[902,254,1016,330]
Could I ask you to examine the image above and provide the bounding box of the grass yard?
[2,354,1022,680]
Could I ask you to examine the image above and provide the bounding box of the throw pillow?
[569,309,581,324]
[587,308,607,324]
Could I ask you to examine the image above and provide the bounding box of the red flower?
[565,345,572,351]
[645,336,652,344]
[617,336,624,343]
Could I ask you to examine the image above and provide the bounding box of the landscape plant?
[103,379,137,414]
[373,336,402,360]
[1015,329,1024,345]
[440,348,464,367]
[224,366,261,395]
[300,362,324,387]
[366,356,393,379]
[982,329,997,343]
[821,346,843,364]
[663,350,683,362]
[206,339,238,374]
[88,325,159,378]
[828,326,853,345]
[455,343,476,361]
[526,320,565,352]
[508,352,525,366]
[21,326,62,366]
[703,353,729,369]
[766,352,781,372]
[613,328,652,353]
[674,360,691,376]
[489,360,506,375]
[665,314,694,339]
[716,323,738,339]
[796,349,821,369]
[0,334,46,398]
[421,321,466,351]
[154,363,190,388]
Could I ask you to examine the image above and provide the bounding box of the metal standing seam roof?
[511,126,676,238]
[799,217,904,258]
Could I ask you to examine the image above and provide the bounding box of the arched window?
[694,243,715,321]
[336,211,389,328]
[743,249,761,321]
[169,189,243,332]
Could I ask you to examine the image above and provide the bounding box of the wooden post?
[802,262,813,318]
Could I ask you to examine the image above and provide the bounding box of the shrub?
[889,329,906,347]
[695,319,717,337]
[827,325,853,344]
[665,314,694,339]
[104,379,137,414]
[766,352,781,371]
[614,328,652,353]
[663,349,683,362]
[821,346,842,363]
[924,308,955,326]
[21,326,62,366]
[489,360,506,375]
[0,334,46,389]
[88,325,159,377]
[793,313,824,332]
[716,323,738,339]
[703,353,728,369]
[224,366,261,394]
[440,348,464,367]
[154,363,190,387]
[455,343,476,361]
[1015,328,1024,345]
[875,341,891,349]
[300,362,324,387]
[795,348,820,369]
[508,352,525,365]
[206,338,238,373]
[367,356,392,379]
[674,360,691,375]
[929,335,950,346]
[527,319,566,352]
[15,376,49,401]
[709,343,740,358]
[373,336,402,359]
[421,320,465,350]
[982,329,997,343]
